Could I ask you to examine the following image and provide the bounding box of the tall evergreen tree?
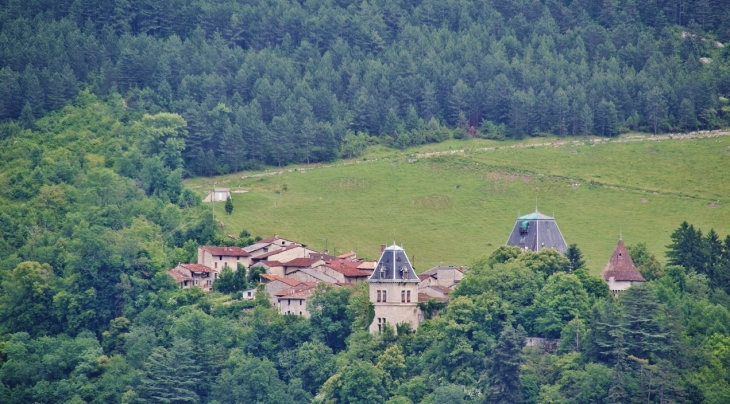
[140,338,203,403]
[486,324,526,404]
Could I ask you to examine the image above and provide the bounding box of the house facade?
[167,263,217,291]
[368,244,421,334]
[198,246,252,271]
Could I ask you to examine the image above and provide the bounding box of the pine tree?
[666,222,706,273]
[486,324,526,404]
[140,338,203,403]
[224,196,233,215]
[566,244,586,271]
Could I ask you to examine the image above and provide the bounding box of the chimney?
[381,244,386,252]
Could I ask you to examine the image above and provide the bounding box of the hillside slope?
[187,132,730,272]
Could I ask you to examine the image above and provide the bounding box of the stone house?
[321,261,372,283]
[167,263,217,291]
[417,266,464,289]
[275,284,318,317]
[198,246,252,271]
[203,188,231,203]
[243,234,299,257]
[252,245,318,265]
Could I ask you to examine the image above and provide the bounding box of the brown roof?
[357,260,376,270]
[167,269,193,283]
[285,258,321,267]
[325,262,371,277]
[275,284,317,298]
[200,246,251,257]
[257,260,283,267]
[601,240,646,282]
[310,252,336,261]
[260,274,303,287]
[179,263,216,273]
[337,251,357,259]
[418,274,431,281]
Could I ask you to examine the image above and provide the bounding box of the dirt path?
[217,129,730,185]
[414,129,730,158]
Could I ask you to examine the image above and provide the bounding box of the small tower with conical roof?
[368,244,421,334]
[506,209,568,254]
[601,237,645,297]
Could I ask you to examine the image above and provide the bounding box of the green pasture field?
[185,133,730,274]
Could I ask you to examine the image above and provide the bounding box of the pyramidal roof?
[368,244,419,282]
[601,239,646,282]
[506,210,568,254]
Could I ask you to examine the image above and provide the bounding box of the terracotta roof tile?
[179,263,216,273]
[256,260,283,267]
[325,262,371,277]
[601,240,646,282]
[260,274,304,286]
[337,251,357,259]
[285,258,321,267]
[200,246,251,257]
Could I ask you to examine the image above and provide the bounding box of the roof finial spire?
[535,197,538,213]
[619,228,622,241]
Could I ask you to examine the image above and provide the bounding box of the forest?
[2,0,730,175]
[3,0,730,403]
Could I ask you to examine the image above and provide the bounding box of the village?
[167,209,645,333]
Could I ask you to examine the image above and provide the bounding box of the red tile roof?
[275,284,317,298]
[179,263,216,273]
[200,246,251,257]
[260,274,303,287]
[337,251,357,259]
[601,240,646,282]
[285,258,321,267]
[257,260,283,267]
[325,262,371,277]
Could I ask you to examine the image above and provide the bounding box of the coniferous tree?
[140,338,203,403]
[224,196,233,215]
[486,324,526,404]
[565,244,586,271]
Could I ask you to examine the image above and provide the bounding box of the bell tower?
[368,244,421,333]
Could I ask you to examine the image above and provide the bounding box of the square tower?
[368,244,421,334]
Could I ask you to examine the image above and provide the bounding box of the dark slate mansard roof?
[368,244,419,283]
[506,211,568,254]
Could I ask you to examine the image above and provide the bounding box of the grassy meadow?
[185,133,730,274]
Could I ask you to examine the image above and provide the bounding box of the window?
[219,256,222,260]
[288,299,291,305]
[299,311,302,315]
[401,290,406,302]
[214,262,217,269]
[377,290,382,302]
[382,290,387,302]
[237,256,240,260]
[407,290,411,302]
[300,300,302,306]
[377,317,387,332]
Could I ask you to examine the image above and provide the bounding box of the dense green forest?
[2,0,730,175]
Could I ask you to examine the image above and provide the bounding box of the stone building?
[601,238,646,297]
[368,244,421,334]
